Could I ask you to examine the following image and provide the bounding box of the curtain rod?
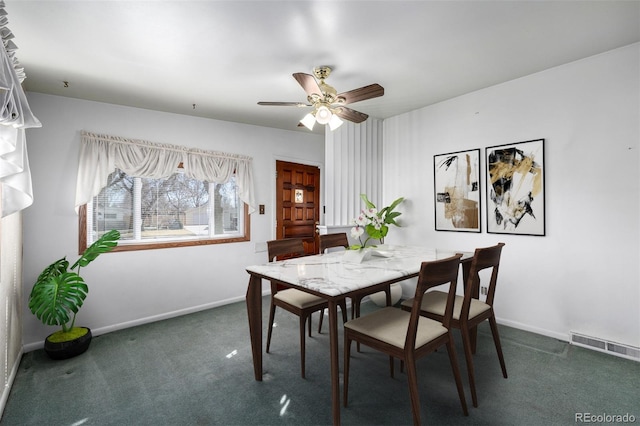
[81,130,253,161]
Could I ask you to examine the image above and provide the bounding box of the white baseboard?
[496,316,569,342]
[91,294,250,337]
[23,293,255,353]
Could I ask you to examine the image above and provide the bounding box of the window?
[80,168,249,252]
[76,131,256,253]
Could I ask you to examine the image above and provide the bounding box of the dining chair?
[401,242,507,407]
[319,232,350,254]
[343,254,469,425]
[265,238,346,378]
[318,233,392,321]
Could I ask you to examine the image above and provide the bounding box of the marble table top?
[246,245,471,297]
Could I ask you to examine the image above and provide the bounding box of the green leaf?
[33,258,68,287]
[365,223,389,240]
[384,211,402,225]
[72,229,120,270]
[360,193,376,209]
[28,272,88,328]
[386,197,405,212]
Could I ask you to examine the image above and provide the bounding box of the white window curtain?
[0,25,41,217]
[0,2,39,417]
[75,131,256,213]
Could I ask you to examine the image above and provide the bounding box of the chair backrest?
[462,242,505,315]
[267,238,306,262]
[319,233,349,254]
[405,253,463,348]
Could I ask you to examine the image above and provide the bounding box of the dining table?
[245,245,474,425]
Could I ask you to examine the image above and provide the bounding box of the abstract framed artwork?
[486,138,545,236]
[434,148,481,232]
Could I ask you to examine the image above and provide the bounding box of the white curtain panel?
[0,27,41,218]
[324,119,383,226]
[0,127,32,217]
[75,131,257,213]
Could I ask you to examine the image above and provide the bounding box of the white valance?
[75,131,256,213]
[0,14,41,217]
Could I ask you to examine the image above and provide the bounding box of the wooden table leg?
[246,274,263,381]
[328,299,341,426]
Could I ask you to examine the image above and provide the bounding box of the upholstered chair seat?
[345,307,448,349]
[403,291,491,321]
[274,288,330,309]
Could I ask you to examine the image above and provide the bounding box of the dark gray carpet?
[2,298,638,425]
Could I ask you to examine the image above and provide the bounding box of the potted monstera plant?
[28,229,120,359]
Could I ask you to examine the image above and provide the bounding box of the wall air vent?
[570,332,639,362]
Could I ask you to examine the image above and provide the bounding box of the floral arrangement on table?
[350,194,405,249]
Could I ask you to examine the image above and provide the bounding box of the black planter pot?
[44,328,92,360]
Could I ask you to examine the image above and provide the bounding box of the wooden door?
[276,161,320,255]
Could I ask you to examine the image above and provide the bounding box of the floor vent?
[570,332,640,361]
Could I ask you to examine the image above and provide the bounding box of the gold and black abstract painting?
[486,139,545,236]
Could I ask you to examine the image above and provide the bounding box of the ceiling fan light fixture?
[258,67,384,129]
[300,112,316,130]
[328,113,343,130]
[315,105,332,124]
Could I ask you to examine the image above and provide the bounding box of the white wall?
[22,93,323,349]
[383,44,640,347]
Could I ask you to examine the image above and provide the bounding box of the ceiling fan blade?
[334,106,368,123]
[257,101,310,107]
[293,73,322,97]
[336,84,384,105]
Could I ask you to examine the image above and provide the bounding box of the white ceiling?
[6,1,640,134]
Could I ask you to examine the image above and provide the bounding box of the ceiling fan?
[257,66,384,131]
